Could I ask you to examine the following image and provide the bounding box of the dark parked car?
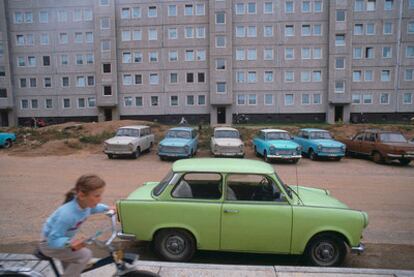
[340,129,414,165]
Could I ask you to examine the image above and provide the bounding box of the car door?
[362,132,376,155]
[220,174,292,254]
[351,133,365,154]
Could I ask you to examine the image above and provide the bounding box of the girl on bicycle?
[39,174,110,277]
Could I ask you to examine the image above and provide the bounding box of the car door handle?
[224,209,239,214]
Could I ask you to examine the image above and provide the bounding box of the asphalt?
[1,253,414,277]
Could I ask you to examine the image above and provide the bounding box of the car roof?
[214,127,238,131]
[300,128,328,132]
[261,129,288,133]
[169,127,194,131]
[172,158,274,175]
[119,125,149,130]
[362,129,400,133]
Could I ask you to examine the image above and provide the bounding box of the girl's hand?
[70,239,86,251]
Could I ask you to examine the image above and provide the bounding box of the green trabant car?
[117,158,368,266]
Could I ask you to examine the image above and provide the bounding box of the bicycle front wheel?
[121,270,160,277]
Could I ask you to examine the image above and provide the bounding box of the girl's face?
[77,187,104,209]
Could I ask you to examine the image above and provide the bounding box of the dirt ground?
[0,148,414,270]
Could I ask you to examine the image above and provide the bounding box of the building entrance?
[104,108,112,121]
[0,110,9,127]
[217,107,226,124]
[334,106,344,122]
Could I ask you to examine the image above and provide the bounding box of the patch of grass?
[79,131,115,144]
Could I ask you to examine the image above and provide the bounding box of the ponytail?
[63,174,106,204]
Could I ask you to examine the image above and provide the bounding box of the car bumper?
[104,150,133,155]
[317,152,345,157]
[351,243,365,254]
[117,232,136,240]
[267,154,301,159]
[158,151,190,158]
[213,151,244,157]
[387,154,414,159]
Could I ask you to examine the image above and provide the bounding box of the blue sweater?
[42,198,108,249]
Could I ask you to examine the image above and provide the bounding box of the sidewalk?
[1,253,414,277]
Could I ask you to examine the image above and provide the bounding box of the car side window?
[365,133,376,142]
[226,174,284,202]
[355,133,364,141]
[171,173,222,200]
[302,132,309,139]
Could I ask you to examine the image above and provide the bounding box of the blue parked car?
[158,127,198,160]
[293,128,346,161]
[252,129,302,163]
[0,132,16,149]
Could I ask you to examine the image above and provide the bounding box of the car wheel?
[154,229,196,262]
[264,151,271,163]
[292,158,300,164]
[107,154,114,159]
[399,158,411,166]
[305,233,347,267]
[3,139,12,149]
[133,147,141,159]
[121,270,160,277]
[372,151,383,164]
[309,149,317,161]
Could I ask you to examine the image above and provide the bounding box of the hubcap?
[165,235,186,255]
[314,242,336,263]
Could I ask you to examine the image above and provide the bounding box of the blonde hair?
[64,174,106,204]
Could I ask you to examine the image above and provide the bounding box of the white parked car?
[211,127,244,158]
[104,125,154,159]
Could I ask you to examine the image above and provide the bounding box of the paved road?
[0,152,413,269]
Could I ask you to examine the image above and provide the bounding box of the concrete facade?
[0,0,413,126]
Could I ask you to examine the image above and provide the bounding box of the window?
[21,99,29,109]
[236,49,245,60]
[285,94,294,105]
[363,94,373,104]
[132,7,141,18]
[216,82,226,93]
[367,0,376,11]
[236,26,245,37]
[76,54,84,65]
[123,74,132,85]
[135,74,142,84]
[353,70,362,81]
[84,9,93,21]
[28,56,36,67]
[14,12,23,23]
[264,25,273,37]
[198,73,205,82]
[86,54,94,64]
[383,22,392,34]
[39,11,49,23]
[313,24,322,36]
[335,81,345,93]
[29,77,36,88]
[31,99,38,109]
[185,27,194,38]
[352,94,361,104]
[136,96,143,107]
[236,3,245,14]
[285,48,294,60]
[75,32,83,43]
[248,2,256,13]
[59,33,68,44]
[403,93,412,104]
[313,94,321,104]
[17,56,25,67]
[336,57,345,69]
[314,1,322,12]
[406,46,414,58]
[122,52,131,63]
[408,22,414,33]
[76,76,86,87]
[103,86,112,96]
[122,30,131,41]
[384,0,393,10]
[151,96,159,106]
[236,71,245,83]
[216,59,226,70]
[381,70,391,81]
[26,34,34,45]
[62,77,69,87]
[264,48,274,60]
[196,27,206,38]
[61,54,68,65]
[264,2,273,13]
[248,94,257,105]
[354,0,364,11]
[365,70,373,81]
[63,98,71,108]
[74,9,82,21]
[187,95,195,105]
[247,26,257,37]
[100,17,110,29]
[87,76,95,86]
[134,52,142,63]
[216,12,225,24]
[58,10,68,22]
[196,4,205,15]
[170,96,178,106]
[169,51,178,62]
[149,51,158,62]
[170,73,178,83]
[88,97,96,108]
[148,29,157,40]
[168,28,177,39]
[0,66,5,77]
[185,50,194,61]
[247,49,257,60]
[302,94,310,105]
[184,4,193,16]
[285,71,294,82]
[302,25,311,36]
[313,48,322,59]
[409,0,414,8]
[133,30,142,40]
[285,1,294,13]
[186,72,194,83]
[16,35,24,46]
[285,25,294,36]
[237,95,246,105]
[121,7,130,19]
[383,46,392,58]
[354,47,362,59]
[124,97,133,107]
[335,34,345,46]
[365,47,374,58]
[248,71,257,83]
[264,71,273,82]
[301,71,311,82]
[167,5,177,16]
[380,93,389,104]
[20,78,27,88]
[216,36,226,47]
[354,24,363,35]
[264,94,273,105]
[101,40,110,51]
[45,99,53,109]
[148,6,157,17]
[366,23,375,35]
[86,32,93,43]
[405,69,414,80]
[149,73,159,85]
[78,98,86,108]
[312,71,322,82]
[302,1,311,12]
[198,95,206,105]
[336,10,346,21]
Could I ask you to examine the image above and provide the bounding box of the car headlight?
[341,145,346,151]
[128,143,134,150]
[184,145,190,153]
[103,142,108,149]
[296,146,302,152]
[239,144,244,150]
[317,144,322,151]
[270,146,276,151]
[158,144,164,151]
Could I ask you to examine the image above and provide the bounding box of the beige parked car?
[211,127,244,158]
[104,125,154,159]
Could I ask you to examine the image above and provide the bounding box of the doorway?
[104,108,112,121]
[217,107,226,124]
[334,106,343,122]
[0,111,9,127]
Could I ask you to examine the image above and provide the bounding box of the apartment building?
[0,0,413,127]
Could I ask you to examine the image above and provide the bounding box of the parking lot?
[0,150,413,269]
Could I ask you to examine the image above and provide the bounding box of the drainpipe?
[394,0,403,113]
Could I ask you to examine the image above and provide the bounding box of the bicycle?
[0,211,159,277]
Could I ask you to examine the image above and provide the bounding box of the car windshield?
[167,130,191,139]
[309,131,332,139]
[215,130,239,138]
[273,172,294,200]
[266,132,291,140]
[380,133,407,143]
[116,128,139,137]
[153,170,175,196]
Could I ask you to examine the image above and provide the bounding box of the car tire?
[154,229,196,262]
[292,158,300,164]
[121,270,161,277]
[263,150,270,163]
[399,158,411,166]
[305,233,347,267]
[309,149,317,161]
[372,151,383,164]
[107,154,114,159]
[133,147,141,159]
[3,139,12,149]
